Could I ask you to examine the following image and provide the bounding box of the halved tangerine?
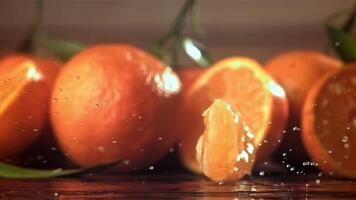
[0,54,60,159]
[302,66,356,179]
[196,99,256,182]
[179,57,289,173]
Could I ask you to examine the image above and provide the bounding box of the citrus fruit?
[196,99,256,182]
[50,44,181,171]
[174,67,205,172]
[0,54,60,159]
[176,67,205,94]
[179,57,289,174]
[265,50,342,120]
[302,66,356,179]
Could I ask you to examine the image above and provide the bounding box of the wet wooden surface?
[0,174,356,199]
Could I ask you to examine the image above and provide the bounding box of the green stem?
[157,0,196,44]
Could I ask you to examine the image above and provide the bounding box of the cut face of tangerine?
[302,67,356,179]
[196,99,256,182]
[179,57,288,173]
[0,57,55,158]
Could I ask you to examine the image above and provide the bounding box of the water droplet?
[289,148,293,152]
[246,143,254,154]
[169,147,174,153]
[328,150,333,154]
[292,127,299,131]
[124,160,130,165]
[282,153,287,157]
[52,98,58,103]
[322,120,328,125]
[97,146,105,152]
[286,164,290,168]
[72,137,77,140]
[341,135,349,143]
[50,147,57,151]
[259,171,265,176]
[218,181,224,185]
[148,166,154,170]
[344,143,350,148]
[302,161,310,166]
[125,52,133,61]
[112,140,117,144]
[236,150,249,162]
[54,192,59,196]
[94,103,100,108]
[33,128,39,132]
[310,162,318,166]
[158,137,163,141]
[290,167,295,171]
[315,179,321,184]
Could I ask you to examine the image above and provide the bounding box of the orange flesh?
[305,68,356,176]
[189,59,273,147]
[181,57,281,173]
[197,99,255,182]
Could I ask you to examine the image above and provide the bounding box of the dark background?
[0,0,353,64]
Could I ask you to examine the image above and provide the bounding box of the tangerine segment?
[196,99,256,182]
[302,67,356,179]
[0,55,60,158]
[180,57,288,173]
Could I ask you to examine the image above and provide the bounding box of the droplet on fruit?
[97,146,105,152]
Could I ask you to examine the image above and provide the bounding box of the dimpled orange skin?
[51,44,181,172]
[265,50,342,120]
[0,54,60,159]
[175,67,205,173]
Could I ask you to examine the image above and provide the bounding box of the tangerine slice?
[179,57,288,173]
[196,99,256,181]
[302,66,356,179]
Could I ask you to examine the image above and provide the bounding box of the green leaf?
[0,159,120,179]
[191,0,205,37]
[39,37,86,61]
[326,25,356,62]
[183,37,212,67]
[150,45,172,66]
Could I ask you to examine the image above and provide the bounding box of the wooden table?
[1,173,356,199]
